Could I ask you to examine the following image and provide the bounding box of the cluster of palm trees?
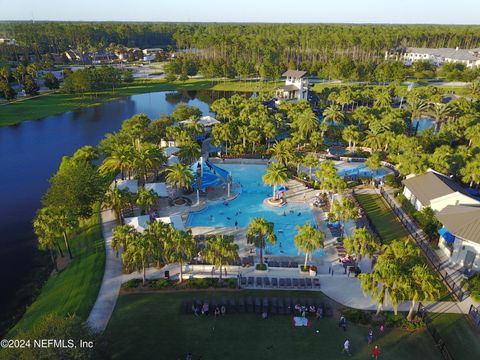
[112,221,239,285]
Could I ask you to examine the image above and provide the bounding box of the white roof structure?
[179,116,220,127]
[124,215,150,232]
[145,182,169,197]
[168,155,180,166]
[116,179,138,193]
[163,146,180,157]
[157,214,185,230]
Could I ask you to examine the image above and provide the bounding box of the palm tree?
[465,123,480,148]
[461,154,480,187]
[136,187,159,215]
[342,125,361,153]
[104,187,132,224]
[302,153,318,178]
[294,221,325,267]
[133,142,166,183]
[178,141,201,165]
[122,230,155,285]
[246,218,276,266]
[294,110,318,140]
[268,140,294,167]
[99,144,134,180]
[323,104,345,125]
[262,163,289,200]
[365,152,382,176]
[373,90,392,109]
[211,122,233,155]
[112,224,136,257]
[169,229,197,283]
[165,163,193,194]
[202,235,239,282]
[403,265,442,321]
[144,220,172,267]
[407,98,429,121]
[343,228,380,259]
[430,103,453,132]
[329,198,359,237]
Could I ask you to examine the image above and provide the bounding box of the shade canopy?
[117,179,138,193]
[145,182,169,197]
[163,146,180,157]
[124,215,150,232]
[438,227,456,244]
[168,155,180,166]
[157,214,185,230]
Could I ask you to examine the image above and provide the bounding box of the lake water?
[0,90,225,306]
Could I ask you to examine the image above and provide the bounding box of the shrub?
[466,272,480,302]
[150,279,173,289]
[121,279,142,289]
[384,174,401,188]
[341,308,372,325]
[256,263,267,271]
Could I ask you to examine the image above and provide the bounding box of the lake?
[0,90,230,307]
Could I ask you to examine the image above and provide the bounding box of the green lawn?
[7,211,105,337]
[428,313,480,360]
[104,290,441,360]
[355,192,409,244]
[0,78,281,126]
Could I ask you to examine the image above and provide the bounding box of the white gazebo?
[124,215,150,232]
[163,146,180,157]
[157,214,185,230]
[145,182,169,197]
[116,179,138,193]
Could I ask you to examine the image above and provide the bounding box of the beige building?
[276,70,309,102]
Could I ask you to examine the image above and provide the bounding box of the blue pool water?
[336,163,388,179]
[187,163,324,256]
[412,117,434,134]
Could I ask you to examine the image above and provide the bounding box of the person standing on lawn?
[342,339,351,356]
[373,345,379,359]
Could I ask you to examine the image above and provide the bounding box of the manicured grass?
[104,290,440,360]
[0,78,281,126]
[7,211,105,337]
[428,313,480,360]
[354,192,409,244]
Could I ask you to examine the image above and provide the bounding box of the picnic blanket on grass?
[292,317,310,327]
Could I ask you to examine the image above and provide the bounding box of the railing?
[379,187,466,301]
[418,303,455,360]
[468,304,480,328]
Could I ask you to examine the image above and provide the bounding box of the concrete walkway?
[86,209,123,332]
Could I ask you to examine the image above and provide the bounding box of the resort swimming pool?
[187,163,324,256]
[412,117,434,133]
[336,163,388,179]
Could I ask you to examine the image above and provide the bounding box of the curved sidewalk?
[86,209,123,332]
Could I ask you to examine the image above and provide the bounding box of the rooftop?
[436,205,480,244]
[282,70,307,78]
[405,47,479,61]
[402,171,467,206]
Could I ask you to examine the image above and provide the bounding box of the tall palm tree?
[465,123,480,148]
[122,230,155,285]
[169,229,197,283]
[294,110,319,140]
[104,187,132,225]
[403,265,442,321]
[246,217,276,266]
[461,154,480,187]
[373,90,392,109]
[202,235,239,281]
[133,142,166,183]
[262,163,289,200]
[144,220,172,267]
[323,104,345,125]
[112,224,136,257]
[99,144,134,180]
[178,141,201,165]
[294,221,325,267]
[430,103,453,132]
[211,122,233,155]
[165,163,193,194]
[329,198,359,237]
[365,152,382,176]
[407,98,429,121]
[342,125,361,153]
[268,140,294,167]
[343,228,380,259]
[136,187,159,215]
[302,153,318,178]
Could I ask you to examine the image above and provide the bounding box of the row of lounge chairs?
[266,261,299,268]
[182,296,333,316]
[240,276,320,289]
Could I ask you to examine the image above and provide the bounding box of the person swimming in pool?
[283,211,286,216]
[297,212,301,216]
[227,217,231,220]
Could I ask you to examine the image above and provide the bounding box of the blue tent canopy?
[277,185,289,191]
[438,227,456,244]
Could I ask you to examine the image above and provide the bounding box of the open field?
[7,211,105,337]
[354,192,409,244]
[104,290,441,360]
[0,79,281,126]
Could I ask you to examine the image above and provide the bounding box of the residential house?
[275,70,309,102]
[402,170,480,212]
[142,48,164,62]
[402,47,480,68]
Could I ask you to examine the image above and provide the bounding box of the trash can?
[164,270,170,279]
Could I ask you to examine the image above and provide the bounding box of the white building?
[0,38,16,45]
[436,205,480,272]
[276,70,309,102]
[402,170,480,212]
[402,47,480,68]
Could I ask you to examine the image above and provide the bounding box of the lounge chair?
[278,298,285,315]
[285,278,292,287]
[280,261,289,268]
[292,278,299,287]
[237,297,245,313]
[313,278,321,288]
[240,276,247,287]
[228,298,236,313]
[247,296,254,312]
[289,261,298,268]
[305,278,312,288]
[284,298,292,314]
[271,277,278,287]
[255,297,262,314]
[247,277,254,287]
[262,297,269,313]
[299,278,306,289]
[263,277,270,287]
[279,278,286,287]
[256,277,263,287]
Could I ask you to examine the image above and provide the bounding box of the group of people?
[293,303,324,319]
[191,302,226,318]
[341,318,385,358]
